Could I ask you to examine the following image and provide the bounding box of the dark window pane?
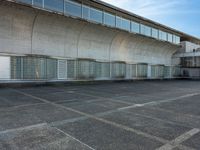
[67,60,76,79]
[65,0,81,18]
[47,58,57,79]
[44,0,64,13]
[131,21,140,33]
[11,57,22,79]
[104,12,115,27]
[82,5,90,20]
[33,0,43,7]
[16,0,32,5]
[121,18,130,31]
[90,8,103,23]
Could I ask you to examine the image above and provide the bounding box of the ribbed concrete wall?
[0,2,179,67]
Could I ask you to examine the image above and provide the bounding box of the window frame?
[104,11,116,27]
[140,24,151,37]
[167,33,173,43]
[116,16,122,29]
[64,0,82,18]
[121,17,131,31]
[44,0,64,13]
[89,7,103,24]
[33,0,44,8]
[131,21,140,33]
[152,28,158,39]
[82,4,90,20]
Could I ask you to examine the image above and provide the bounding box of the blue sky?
[102,0,200,38]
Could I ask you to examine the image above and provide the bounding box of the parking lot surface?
[0,80,200,150]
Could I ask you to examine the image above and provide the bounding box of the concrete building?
[173,42,200,78]
[0,0,200,82]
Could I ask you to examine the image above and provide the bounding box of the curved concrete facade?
[0,2,179,65]
[0,2,181,81]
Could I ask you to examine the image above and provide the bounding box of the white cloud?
[101,0,199,18]
[101,0,200,37]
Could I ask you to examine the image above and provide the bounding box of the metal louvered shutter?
[112,62,126,79]
[137,64,148,78]
[11,56,22,79]
[132,64,137,78]
[67,60,76,79]
[172,66,181,77]
[47,58,57,80]
[77,59,95,79]
[58,60,67,79]
[96,62,110,79]
[164,66,171,78]
[151,65,164,78]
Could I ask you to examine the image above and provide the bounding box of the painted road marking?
[156,128,200,150]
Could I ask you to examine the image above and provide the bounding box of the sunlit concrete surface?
[0,1,178,65]
[0,80,200,150]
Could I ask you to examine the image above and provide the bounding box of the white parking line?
[118,93,200,111]
[156,128,200,150]
[0,123,47,135]
[12,88,168,144]
[0,102,45,112]
[54,127,95,150]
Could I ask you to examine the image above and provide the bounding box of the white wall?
[181,41,200,53]
[0,56,10,79]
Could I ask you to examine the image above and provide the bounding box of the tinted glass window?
[65,0,81,17]
[159,31,162,40]
[152,28,158,39]
[162,32,167,41]
[16,0,32,5]
[176,36,180,44]
[90,8,103,23]
[116,16,122,28]
[173,35,180,44]
[131,21,140,33]
[173,35,176,43]
[140,25,145,35]
[116,16,121,28]
[44,0,64,13]
[82,5,90,20]
[121,18,130,31]
[33,0,43,7]
[141,24,151,36]
[159,30,167,41]
[167,33,173,42]
[104,12,115,27]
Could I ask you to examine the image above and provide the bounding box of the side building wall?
[173,41,200,78]
[0,2,181,81]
